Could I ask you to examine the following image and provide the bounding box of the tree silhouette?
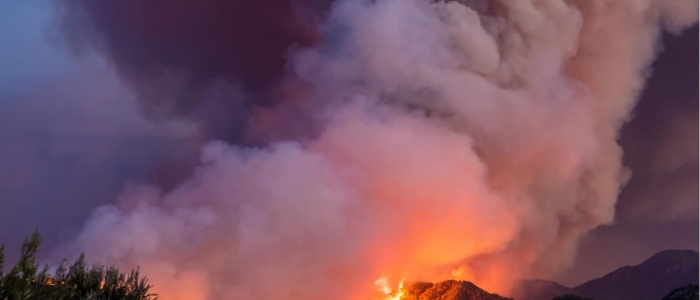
[0,230,157,300]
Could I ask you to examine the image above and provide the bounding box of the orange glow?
[373,277,405,300]
[307,112,522,297]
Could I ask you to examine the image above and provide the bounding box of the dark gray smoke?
[55,0,334,142]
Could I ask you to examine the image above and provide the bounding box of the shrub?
[0,230,157,300]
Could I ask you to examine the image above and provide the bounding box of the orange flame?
[373,277,405,300]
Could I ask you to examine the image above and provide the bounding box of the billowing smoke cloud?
[52,0,698,299]
[555,25,698,287]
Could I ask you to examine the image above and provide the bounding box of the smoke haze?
[0,0,199,265]
[3,0,697,299]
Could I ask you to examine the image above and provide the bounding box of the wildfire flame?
[374,277,405,300]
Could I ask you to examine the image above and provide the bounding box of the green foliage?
[0,230,157,300]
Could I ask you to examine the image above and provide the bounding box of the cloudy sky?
[0,0,696,288]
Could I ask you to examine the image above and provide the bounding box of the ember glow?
[51,0,698,299]
[374,277,405,300]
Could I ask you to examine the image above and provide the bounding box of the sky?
[0,0,198,257]
[0,0,697,290]
[560,26,699,285]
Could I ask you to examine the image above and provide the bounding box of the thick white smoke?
[56,0,698,299]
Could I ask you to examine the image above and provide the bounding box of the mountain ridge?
[514,249,699,300]
[402,249,698,300]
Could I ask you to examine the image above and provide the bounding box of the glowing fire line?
[374,277,405,300]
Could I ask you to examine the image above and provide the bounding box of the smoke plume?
[53,0,698,299]
[55,0,333,142]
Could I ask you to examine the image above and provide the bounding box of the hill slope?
[576,250,699,300]
[402,280,513,300]
[510,280,578,300]
[514,250,699,300]
[660,285,699,300]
